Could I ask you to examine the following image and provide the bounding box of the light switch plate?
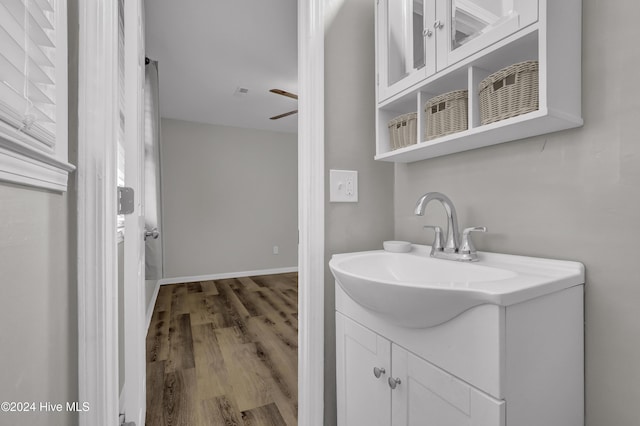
[330,169,358,202]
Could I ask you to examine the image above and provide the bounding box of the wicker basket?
[424,90,468,141]
[387,112,417,150]
[479,60,539,125]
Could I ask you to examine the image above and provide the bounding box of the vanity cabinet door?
[336,313,391,426]
[392,346,505,426]
[435,0,538,71]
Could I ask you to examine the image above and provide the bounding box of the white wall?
[393,1,640,425]
[160,118,298,278]
[324,0,396,424]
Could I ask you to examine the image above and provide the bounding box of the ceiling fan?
[269,89,298,120]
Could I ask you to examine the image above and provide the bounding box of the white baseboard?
[145,266,298,333]
[157,266,299,286]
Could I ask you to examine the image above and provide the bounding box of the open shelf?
[375,108,582,162]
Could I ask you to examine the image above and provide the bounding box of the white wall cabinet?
[336,282,584,425]
[375,0,582,162]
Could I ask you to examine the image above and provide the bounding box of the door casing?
[77,0,326,424]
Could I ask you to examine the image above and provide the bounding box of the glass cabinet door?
[378,0,436,101]
[437,0,538,70]
[451,0,517,50]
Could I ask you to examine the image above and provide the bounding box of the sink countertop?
[330,244,585,308]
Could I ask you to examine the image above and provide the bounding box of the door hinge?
[117,186,135,215]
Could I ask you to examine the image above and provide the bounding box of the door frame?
[77,0,120,424]
[122,0,147,423]
[77,0,326,425]
[297,0,325,424]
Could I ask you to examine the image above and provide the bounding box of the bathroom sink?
[329,245,584,328]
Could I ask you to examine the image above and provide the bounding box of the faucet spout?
[415,192,460,253]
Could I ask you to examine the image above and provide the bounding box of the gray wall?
[324,0,395,424]
[161,118,298,278]
[393,1,640,425]
[0,185,77,426]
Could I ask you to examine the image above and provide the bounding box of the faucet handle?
[423,225,443,251]
[459,226,487,254]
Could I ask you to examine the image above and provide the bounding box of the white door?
[336,313,391,426]
[392,346,505,426]
[122,0,147,424]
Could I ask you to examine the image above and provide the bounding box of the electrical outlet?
[273,245,279,255]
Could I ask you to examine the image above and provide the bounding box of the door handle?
[144,228,160,240]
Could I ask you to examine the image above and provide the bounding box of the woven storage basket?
[424,90,468,141]
[387,112,417,150]
[479,60,539,125]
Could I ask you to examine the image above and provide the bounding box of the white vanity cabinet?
[375,0,582,162]
[337,312,504,426]
[377,0,538,102]
[335,282,584,426]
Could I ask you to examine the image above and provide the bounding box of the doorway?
[76,0,325,424]
[143,0,300,424]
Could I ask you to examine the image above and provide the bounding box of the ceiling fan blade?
[270,89,298,100]
[270,109,298,120]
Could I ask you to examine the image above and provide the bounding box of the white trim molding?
[77,0,120,425]
[157,267,299,286]
[0,139,75,192]
[298,0,325,424]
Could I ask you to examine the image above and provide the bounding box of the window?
[0,0,73,192]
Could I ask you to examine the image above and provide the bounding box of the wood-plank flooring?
[146,272,298,426]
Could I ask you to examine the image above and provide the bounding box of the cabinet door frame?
[377,0,435,101]
[435,0,539,72]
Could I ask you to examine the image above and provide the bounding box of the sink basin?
[329,245,584,328]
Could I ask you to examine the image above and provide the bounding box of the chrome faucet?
[414,192,486,261]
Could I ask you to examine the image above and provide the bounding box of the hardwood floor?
[146,272,298,426]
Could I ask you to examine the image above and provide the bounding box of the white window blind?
[0,0,72,192]
[0,0,58,147]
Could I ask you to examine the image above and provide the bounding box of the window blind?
[0,0,58,147]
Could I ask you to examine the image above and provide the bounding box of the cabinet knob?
[373,367,386,378]
[388,377,402,389]
[434,20,444,30]
[423,28,433,38]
